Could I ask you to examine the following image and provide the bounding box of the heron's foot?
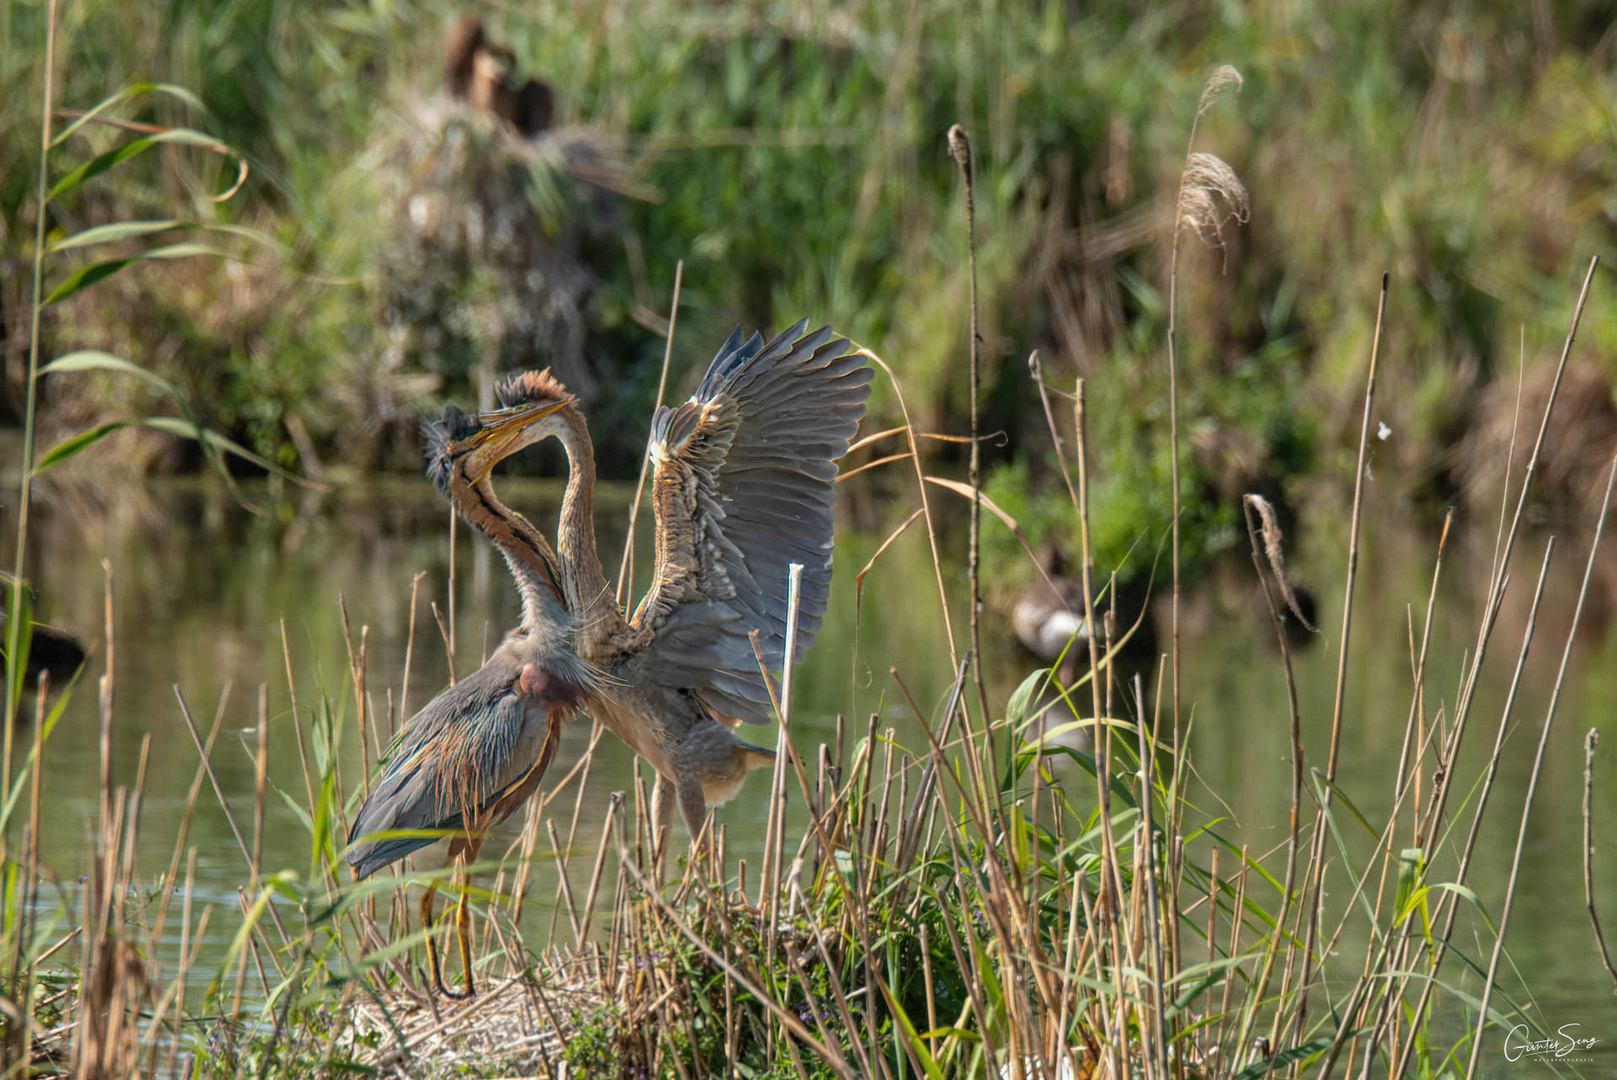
[426,933,474,999]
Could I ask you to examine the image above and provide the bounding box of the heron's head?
[423,375,575,496]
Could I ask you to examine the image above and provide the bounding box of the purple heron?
[431,320,871,843]
[345,536,602,997]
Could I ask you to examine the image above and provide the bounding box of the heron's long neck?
[554,409,628,652]
[451,472,569,632]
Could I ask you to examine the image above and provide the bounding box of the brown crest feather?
[496,368,574,409]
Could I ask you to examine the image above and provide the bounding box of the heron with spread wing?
[429,320,872,843]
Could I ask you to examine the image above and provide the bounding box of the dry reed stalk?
[1331,536,1552,1077]
[338,596,373,784]
[1164,70,1243,764]
[1477,257,1600,617]
[98,563,115,834]
[1303,521,1465,1079]
[947,123,992,738]
[399,569,428,730]
[544,817,583,944]
[1390,513,1451,824]
[1073,377,1132,1080]
[780,939,835,1065]
[430,600,456,684]
[1582,729,1617,993]
[1227,496,1308,1068]
[795,877,877,1079]
[1273,274,1388,1060]
[237,889,276,1000]
[280,619,318,837]
[765,567,808,1061]
[1132,678,1169,1080]
[1030,350,1080,508]
[892,655,970,872]
[861,353,958,674]
[447,499,458,665]
[619,258,682,605]
[1464,451,1617,1079]
[1416,261,1600,886]
[1054,865,1090,1076]
[4,676,46,1068]
[538,722,606,940]
[509,784,544,930]
[1379,258,1600,1080]
[1210,847,1250,1065]
[254,685,267,889]
[577,791,622,942]
[1073,877,1116,1059]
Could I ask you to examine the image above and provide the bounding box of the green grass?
[4,0,1614,549]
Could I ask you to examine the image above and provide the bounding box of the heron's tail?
[737,740,775,772]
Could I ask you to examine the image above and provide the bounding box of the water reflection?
[4,478,1617,1056]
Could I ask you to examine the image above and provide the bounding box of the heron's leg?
[453,834,486,999]
[427,839,476,1000]
[677,776,710,855]
[420,878,457,999]
[649,774,676,877]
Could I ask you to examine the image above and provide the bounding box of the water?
[6,474,1617,1073]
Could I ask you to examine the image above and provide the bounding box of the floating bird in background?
[1012,543,1158,684]
[427,320,871,846]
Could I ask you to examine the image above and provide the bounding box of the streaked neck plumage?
[446,453,569,634]
[550,405,630,655]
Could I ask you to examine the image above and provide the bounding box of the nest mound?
[348,951,606,1077]
[354,97,626,424]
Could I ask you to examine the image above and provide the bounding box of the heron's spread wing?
[629,321,872,726]
[345,657,546,878]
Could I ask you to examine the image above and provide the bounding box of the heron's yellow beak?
[466,399,570,485]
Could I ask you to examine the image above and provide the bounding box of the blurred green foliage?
[3,0,1615,573]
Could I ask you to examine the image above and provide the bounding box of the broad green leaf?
[1232,1035,1342,1080]
[42,258,138,305]
[1006,666,1048,729]
[311,768,337,882]
[140,416,307,484]
[38,351,184,400]
[874,972,947,1080]
[33,422,135,473]
[46,219,186,253]
[270,781,315,837]
[43,241,229,305]
[34,352,316,505]
[0,659,79,837]
[49,128,236,201]
[52,83,210,147]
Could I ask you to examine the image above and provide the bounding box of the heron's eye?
[439,403,482,441]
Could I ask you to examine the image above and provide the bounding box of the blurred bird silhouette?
[444,14,554,137]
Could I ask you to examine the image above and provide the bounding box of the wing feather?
[629,323,872,725]
[345,654,547,878]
